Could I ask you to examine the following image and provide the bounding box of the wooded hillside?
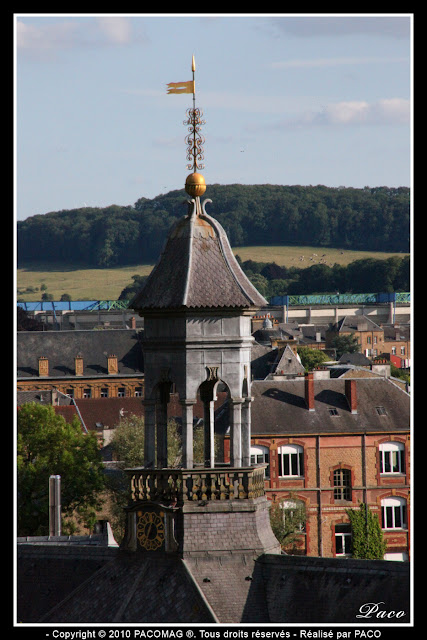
[17,184,409,268]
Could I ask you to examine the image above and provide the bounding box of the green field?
[16,246,409,302]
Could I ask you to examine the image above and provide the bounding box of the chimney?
[49,475,61,537]
[305,372,315,411]
[130,316,136,330]
[345,379,357,414]
[38,356,49,377]
[315,331,322,343]
[75,355,84,376]
[108,354,118,375]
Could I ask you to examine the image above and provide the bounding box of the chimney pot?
[75,355,84,377]
[108,354,118,375]
[38,356,49,377]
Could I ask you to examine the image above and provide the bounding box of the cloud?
[96,17,132,45]
[271,56,408,70]
[244,98,410,133]
[16,17,137,56]
[272,16,410,39]
[290,98,410,127]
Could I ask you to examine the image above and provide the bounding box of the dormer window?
[329,407,339,416]
[376,406,387,416]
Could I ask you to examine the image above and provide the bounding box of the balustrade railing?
[125,465,266,504]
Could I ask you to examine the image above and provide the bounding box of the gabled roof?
[250,377,409,436]
[334,315,383,333]
[17,329,144,378]
[129,200,267,312]
[270,345,305,377]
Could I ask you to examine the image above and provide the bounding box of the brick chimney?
[75,355,84,377]
[38,356,49,377]
[305,372,315,411]
[108,354,118,375]
[345,379,357,414]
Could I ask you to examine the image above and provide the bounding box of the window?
[83,388,91,398]
[335,524,352,556]
[250,445,270,478]
[134,387,143,397]
[333,468,352,501]
[376,406,387,416]
[400,346,405,356]
[278,444,304,477]
[328,407,339,416]
[100,388,109,398]
[118,387,126,397]
[381,497,407,529]
[66,388,74,398]
[379,442,405,474]
[367,336,371,344]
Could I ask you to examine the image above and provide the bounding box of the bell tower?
[122,57,281,559]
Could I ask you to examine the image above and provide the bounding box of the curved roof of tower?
[129,199,267,312]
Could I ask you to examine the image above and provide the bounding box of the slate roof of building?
[17,545,410,624]
[250,377,409,436]
[334,315,383,332]
[129,201,267,312]
[270,344,305,377]
[338,352,372,366]
[17,329,144,378]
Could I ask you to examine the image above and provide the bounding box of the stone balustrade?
[126,465,266,504]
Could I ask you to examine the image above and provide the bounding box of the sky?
[15,13,412,222]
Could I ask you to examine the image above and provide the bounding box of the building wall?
[224,431,410,559]
[17,377,144,399]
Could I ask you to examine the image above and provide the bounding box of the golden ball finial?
[185,172,206,197]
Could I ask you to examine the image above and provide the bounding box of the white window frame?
[335,524,352,556]
[278,444,304,478]
[381,496,407,530]
[379,442,405,474]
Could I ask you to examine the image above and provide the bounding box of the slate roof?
[17,329,144,378]
[129,201,267,312]
[334,315,383,332]
[17,545,410,623]
[270,345,305,377]
[250,377,409,436]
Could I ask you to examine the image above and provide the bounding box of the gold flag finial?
[167,57,205,176]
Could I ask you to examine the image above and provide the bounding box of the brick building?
[224,373,410,560]
[17,329,144,399]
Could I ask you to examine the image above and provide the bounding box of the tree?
[329,334,360,359]
[297,346,330,371]
[270,494,306,552]
[17,403,105,536]
[346,503,387,559]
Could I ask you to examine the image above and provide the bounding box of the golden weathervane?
[167,56,206,197]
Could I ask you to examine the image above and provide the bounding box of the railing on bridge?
[17,292,410,313]
[269,292,410,306]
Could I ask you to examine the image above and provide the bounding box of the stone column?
[230,399,243,468]
[241,396,253,467]
[203,399,215,467]
[156,401,168,468]
[180,400,195,469]
[143,399,156,468]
